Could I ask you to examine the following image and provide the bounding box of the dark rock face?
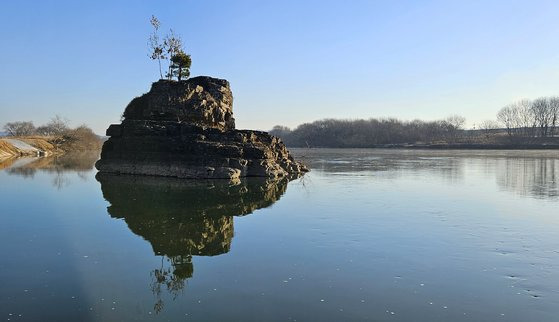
[122,77,235,131]
[96,76,308,179]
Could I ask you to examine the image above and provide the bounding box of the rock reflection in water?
[96,174,290,313]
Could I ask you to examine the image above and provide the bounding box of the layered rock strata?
[96,76,307,179]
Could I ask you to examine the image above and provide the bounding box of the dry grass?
[0,132,101,161]
[0,137,58,159]
[18,137,56,152]
[0,140,20,156]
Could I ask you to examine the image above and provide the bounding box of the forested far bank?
[270,96,559,148]
[270,118,559,148]
[270,117,460,148]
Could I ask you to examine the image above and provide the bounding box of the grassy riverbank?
[0,134,102,159]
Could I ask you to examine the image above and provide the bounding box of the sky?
[2,0,559,134]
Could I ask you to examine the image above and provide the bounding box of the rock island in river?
[95,76,308,179]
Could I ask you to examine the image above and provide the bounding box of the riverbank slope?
[0,134,102,160]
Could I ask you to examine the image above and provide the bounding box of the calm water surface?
[1,149,558,321]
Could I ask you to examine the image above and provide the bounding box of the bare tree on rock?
[148,15,166,79]
[163,30,183,80]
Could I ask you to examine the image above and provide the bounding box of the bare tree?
[35,125,53,136]
[548,96,559,136]
[42,115,70,136]
[478,120,500,139]
[3,121,35,136]
[531,97,553,137]
[163,29,183,80]
[446,115,466,129]
[497,100,536,140]
[514,99,536,138]
[444,115,466,142]
[497,104,517,137]
[148,15,165,79]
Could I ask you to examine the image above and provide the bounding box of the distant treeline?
[271,96,559,148]
[2,116,102,151]
[270,116,468,148]
[497,97,558,139]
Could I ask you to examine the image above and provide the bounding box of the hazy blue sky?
[2,0,559,134]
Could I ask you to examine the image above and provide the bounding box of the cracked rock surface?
[96,76,308,179]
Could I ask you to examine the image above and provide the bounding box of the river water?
[1,149,558,321]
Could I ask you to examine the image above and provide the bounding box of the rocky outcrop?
[95,76,307,179]
[122,77,235,131]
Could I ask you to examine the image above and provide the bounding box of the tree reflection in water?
[96,173,293,313]
[495,157,559,199]
[0,152,99,189]
[151,255,192,313]
[296,149,559,199]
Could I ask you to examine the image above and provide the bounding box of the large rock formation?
[95,76,308,179]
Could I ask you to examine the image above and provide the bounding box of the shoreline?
[286,143,559,150]
[0,135,103,159]
[0,137,60,159]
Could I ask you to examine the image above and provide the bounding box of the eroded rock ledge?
[95,76,308,179]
